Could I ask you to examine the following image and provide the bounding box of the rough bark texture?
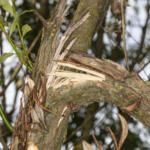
[30,51,150,150]
[28,1,111,149]
[68,0,110,52]
[10,0,150,150]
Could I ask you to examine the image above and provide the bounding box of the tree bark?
[30,51,150,150]
[10,0,150,150]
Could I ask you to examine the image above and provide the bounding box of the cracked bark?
[10,0,150,150]
[30,51,150,150]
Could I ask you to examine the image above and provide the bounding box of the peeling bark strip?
[46,12,90,89]
[57,106,68,128]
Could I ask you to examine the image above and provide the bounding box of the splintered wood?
[48,60,106,89]
[46,12,90,89]
[47,50,129,89]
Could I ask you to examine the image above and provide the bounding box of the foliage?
[0,0,33,71]
[0,52,14,64]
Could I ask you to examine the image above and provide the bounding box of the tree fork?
[13,0,150,150]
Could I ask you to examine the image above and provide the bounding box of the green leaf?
[0,15,8,26]
[16,49,27,66]
[20,9,35,16]
[22,24,32,37]
[0,15,4,25]
[17,50,32,70]
[0,0,13,15]
[0,105,13,132]
[0,53,14,64]
[9,13,19,36]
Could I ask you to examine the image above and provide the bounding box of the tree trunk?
[10,0,150,150]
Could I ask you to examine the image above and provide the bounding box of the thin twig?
[0,30,42,96]
[130,2,150,70]
[137,60,150,73]
[34,10,48,27]
[121,0,129,71]
[92,133,103,150]
[28,29,42,53]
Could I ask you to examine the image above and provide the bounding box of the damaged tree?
[5,0,150,150]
